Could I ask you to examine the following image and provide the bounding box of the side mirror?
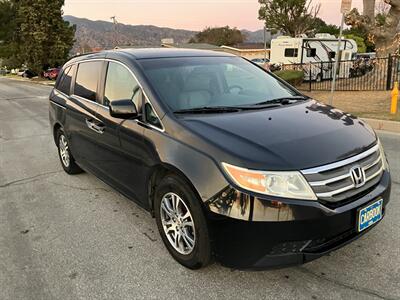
[109,99,138,119]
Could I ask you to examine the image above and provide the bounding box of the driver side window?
[104,62,141,108]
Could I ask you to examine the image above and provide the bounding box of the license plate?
[357,199,383,232]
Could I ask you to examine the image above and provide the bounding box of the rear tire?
[154,174,211,269]
[56,129,83,175]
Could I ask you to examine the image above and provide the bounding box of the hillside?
[64,16,270,53]
[242,29,281,44]
[64,16,197,53]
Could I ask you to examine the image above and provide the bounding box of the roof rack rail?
[68,50,106,60]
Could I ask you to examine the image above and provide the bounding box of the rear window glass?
[56,66,74,95]
[74,61,102,101]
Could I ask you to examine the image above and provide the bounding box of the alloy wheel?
[59,135,70,168]
[160,192,196,255]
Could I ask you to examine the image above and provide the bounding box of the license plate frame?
[357,198,384,233]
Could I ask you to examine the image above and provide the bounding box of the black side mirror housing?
[109,99,138,119]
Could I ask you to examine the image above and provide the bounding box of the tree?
[189,26,244,46]
[0,0,76,71]
[343,26,376,52]
[345,0,400,56]
[4,0,75,73]
[313,18,340,36]
[345,34,367,53]
[364,0,376,20]
[258,0,321,37]
[0,0,18,65]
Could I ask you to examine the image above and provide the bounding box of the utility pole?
[264,25,267,62]
[330,0,352,105]
[110,16,118,49]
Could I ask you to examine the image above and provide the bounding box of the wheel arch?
[53,122,63,144]
[147,163,205,217]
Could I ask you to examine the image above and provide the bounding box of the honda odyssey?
[49,49,391,269]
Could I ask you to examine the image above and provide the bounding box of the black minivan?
[49,49,391,269]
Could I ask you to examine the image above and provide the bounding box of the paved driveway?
[0,78,399,300]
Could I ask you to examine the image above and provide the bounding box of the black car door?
[93,60,152,206]
[66,61,104,170]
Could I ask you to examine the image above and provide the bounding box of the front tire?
[154,174,211,269]
[56,129,83,175]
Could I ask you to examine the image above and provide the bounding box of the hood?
[179,100,377,171]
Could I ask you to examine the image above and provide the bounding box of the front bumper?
[206,171,391,270]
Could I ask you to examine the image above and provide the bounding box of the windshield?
[139,56,298,112]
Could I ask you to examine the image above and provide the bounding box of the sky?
[63,0,364,31]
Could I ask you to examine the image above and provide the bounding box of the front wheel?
[154,174,211,269]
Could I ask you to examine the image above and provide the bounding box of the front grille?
[301,144,384,203]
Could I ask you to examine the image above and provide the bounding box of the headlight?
[222,163,317,200]
[378,139,389,171]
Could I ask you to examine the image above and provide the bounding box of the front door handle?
[86,119,105,134]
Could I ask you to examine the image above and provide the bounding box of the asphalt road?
[0,78,399,300]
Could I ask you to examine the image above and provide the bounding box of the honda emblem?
[350,166,366,188]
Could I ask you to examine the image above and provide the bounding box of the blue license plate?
[358,199,383,232]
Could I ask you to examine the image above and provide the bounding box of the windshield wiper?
[254,95,310,106]
[174,106,242,114]
[173,97,309,114]
[174,102,288,114]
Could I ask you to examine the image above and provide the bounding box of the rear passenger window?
[56,66,74,95]
[104,62,141,107]
[74,61,102,101]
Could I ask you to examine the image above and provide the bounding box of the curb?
[363,118,400,134]
[1,76,55,87]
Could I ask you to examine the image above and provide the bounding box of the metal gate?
[280,55,400,91]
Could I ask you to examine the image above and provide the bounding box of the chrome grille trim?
[315,183,355,198]
[309,173,351,187]
[301,143,384,202]
[302,144,379,175]
[366,165,384,182]
[364,155,382,171]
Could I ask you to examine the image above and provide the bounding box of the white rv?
[270,34,358,80]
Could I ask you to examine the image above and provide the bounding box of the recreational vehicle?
[270,34,358,81]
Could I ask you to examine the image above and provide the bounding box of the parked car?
[17,69,26,76]
[49,49,391,270]
[18,69,37,78]
[43,68,60,80]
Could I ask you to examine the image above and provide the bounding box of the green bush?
[273,70,304,86]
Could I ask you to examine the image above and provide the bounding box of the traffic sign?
[341,0,352,14]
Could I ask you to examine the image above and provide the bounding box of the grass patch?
[304,90,399,122]
[274,70,304,86]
